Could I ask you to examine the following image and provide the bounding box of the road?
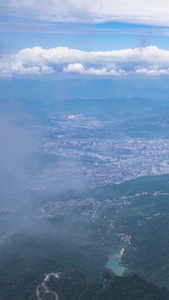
[36,274,59,300]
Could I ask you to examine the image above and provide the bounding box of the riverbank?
[108,248,125,258]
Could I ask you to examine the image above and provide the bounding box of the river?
[106,256,126,276]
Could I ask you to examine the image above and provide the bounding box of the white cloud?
[1,0,169,26]
[135,68,169,76]
[63,63,85,73]
[1,45,169,78]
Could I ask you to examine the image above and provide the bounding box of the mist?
[0,98,86,211]
[0,115,34,187]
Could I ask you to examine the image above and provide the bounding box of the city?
[29,111,169,191]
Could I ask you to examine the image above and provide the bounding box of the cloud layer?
[1,45,169,78]
[1,0,169,26]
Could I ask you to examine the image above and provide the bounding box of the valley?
[1,97,169,299]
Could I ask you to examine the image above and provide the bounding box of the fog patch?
[0,111,39,197]
[0,102,85,207]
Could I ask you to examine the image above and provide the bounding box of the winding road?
[36,273,59,300]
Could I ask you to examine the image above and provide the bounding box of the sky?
[1,0,169,79]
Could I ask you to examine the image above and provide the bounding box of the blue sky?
[1,1,169,79]
[2,23,169,52]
